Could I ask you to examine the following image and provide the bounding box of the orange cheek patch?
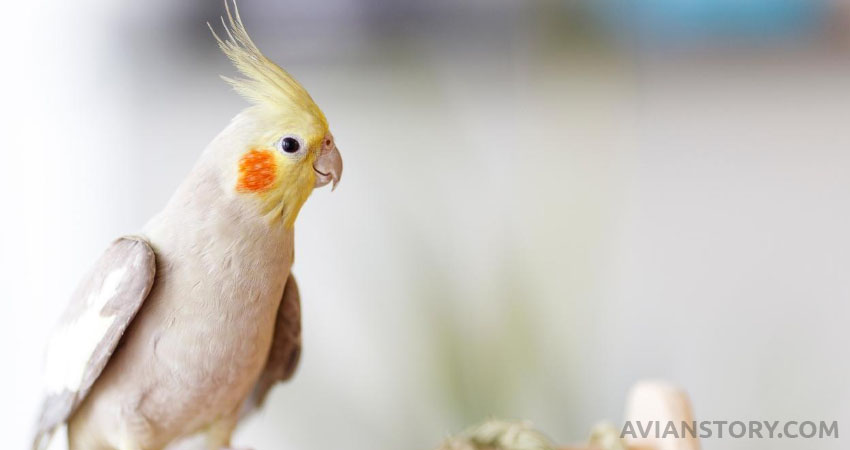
[237,149,277,193]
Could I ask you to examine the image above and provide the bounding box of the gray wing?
[241,275,302,417]
[32,236,156,450]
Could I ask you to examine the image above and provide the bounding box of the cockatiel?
[32,2,342,449]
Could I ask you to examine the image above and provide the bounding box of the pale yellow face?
[233,112,331,227]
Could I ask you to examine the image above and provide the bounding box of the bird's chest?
[174,265,285,384]
[142,227,293,428]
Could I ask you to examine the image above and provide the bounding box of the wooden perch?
[621,381,700,450]
[565,380,701,450]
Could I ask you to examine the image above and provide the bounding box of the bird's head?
[206,2,342,228]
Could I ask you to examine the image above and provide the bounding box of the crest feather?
[208,1,326,126]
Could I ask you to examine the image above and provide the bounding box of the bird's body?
[32,4,342,449]
[68,125,294,449]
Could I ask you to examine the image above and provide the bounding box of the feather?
[207,0,327,131]
[32,237,156,450]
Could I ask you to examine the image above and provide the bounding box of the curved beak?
[313,134,342,190]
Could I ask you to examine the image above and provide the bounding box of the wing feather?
[240,274,302,418]
[32,236,156,450]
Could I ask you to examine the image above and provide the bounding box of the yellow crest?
[208,1,328,133]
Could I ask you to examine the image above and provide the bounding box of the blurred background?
[1,1,849,449]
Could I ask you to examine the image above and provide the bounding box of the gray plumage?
[34,237,156,450]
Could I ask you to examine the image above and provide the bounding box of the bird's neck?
[142,164,292,270]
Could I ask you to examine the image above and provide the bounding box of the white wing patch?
[33,237,155,450]
[43,267,128,394]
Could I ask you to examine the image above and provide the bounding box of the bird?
[31,2,342,449]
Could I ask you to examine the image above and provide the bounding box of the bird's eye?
[280,137,300,153]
